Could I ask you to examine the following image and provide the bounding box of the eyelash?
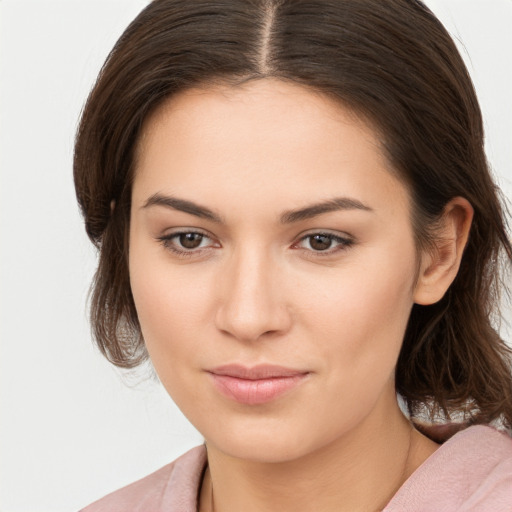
[293,232,354,256]
[156,230,354,258]
[157,230,215,258]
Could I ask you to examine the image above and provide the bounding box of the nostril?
[213,254,292,341]
[214,299,291,343]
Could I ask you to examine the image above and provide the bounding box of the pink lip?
[207,364,310,405]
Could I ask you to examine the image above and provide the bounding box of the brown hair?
[74,0,512,427]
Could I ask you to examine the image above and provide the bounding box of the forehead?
[137,78,382,163]
[133,78,409,217]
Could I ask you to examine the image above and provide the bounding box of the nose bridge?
[215,242,289,341]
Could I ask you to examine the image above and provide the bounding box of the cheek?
[298,245,417,376]
[128,236,211,374]
[130,268,213,408]
[283,249,417,440]
[131,275,208,351]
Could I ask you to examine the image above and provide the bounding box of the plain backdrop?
[0,1,511,511]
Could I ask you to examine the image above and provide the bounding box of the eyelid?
[156,227,355,258]
[156,228,220,256]
[292,230,355,255]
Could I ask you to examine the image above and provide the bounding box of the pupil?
[179,233,203,249]
[310,235,332,251]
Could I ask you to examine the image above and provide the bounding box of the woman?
[75,0,512,510]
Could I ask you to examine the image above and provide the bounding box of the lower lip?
[208,373,309,405]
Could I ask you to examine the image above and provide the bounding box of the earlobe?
[413,197,474,306]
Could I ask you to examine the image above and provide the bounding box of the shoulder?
[79,445,207,512]
[385,425,512,511]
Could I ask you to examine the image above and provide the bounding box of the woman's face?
[129,79,423,462]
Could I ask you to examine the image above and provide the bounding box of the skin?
[129,78,473,512]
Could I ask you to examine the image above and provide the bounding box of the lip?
[207,364,310,405]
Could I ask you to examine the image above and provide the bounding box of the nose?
[214,247,292,342]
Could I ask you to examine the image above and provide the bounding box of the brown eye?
[179,232,204,249]
[295,232,354,255]
[157,230,217,256]
[309,234,333,251]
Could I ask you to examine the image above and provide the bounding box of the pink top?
[80,425,512,511]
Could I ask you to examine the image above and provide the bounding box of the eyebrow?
[280,197,373,223]
[142,193,372,224]
[142,193,224,223]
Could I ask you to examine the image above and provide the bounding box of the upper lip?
[208,364,309,380]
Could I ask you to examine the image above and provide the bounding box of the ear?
[413,197,474,306]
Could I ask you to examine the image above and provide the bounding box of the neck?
[200,394,438,512]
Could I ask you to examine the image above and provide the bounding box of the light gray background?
[1,1,511,511]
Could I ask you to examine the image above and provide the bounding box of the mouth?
[207,364,310,405]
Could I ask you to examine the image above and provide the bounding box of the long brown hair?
[74,0,512,428]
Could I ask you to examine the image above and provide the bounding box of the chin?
[202,415,333,464]
[215,435,309,464]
